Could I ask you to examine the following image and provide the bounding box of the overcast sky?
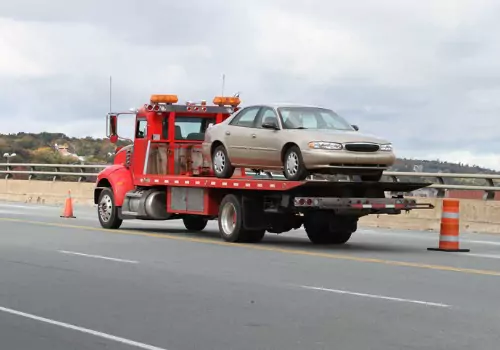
[1,0,500,169]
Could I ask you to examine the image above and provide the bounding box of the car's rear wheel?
[212,144,235,178]
[283,146,308,181]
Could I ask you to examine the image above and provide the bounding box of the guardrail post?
[483,178,496,200]
[53,167,60,182]
[28,166,35,180]
[77,167,85,183]
[389,175,399,182]
[5,165,12,179]
[435,176,447,198]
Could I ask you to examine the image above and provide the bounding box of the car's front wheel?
[212,144,235,178]
[283,146,308,181]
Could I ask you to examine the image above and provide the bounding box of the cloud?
[1,0,500,169]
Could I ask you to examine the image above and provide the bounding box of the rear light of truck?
[294,197,316,207]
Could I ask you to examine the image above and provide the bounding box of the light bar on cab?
[213,96,241,106]
[150,94,179,104]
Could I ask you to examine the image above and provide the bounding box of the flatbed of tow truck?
[97,172,434,244]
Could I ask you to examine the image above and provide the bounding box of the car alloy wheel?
[286,152,299,176]
[283,146,308,181]
[212,145,235,178]
[213,149,226,174]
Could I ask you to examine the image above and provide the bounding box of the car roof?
[242,103,332,110]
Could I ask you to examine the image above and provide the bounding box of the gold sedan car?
[202,104,396,181]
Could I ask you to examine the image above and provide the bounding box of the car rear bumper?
[301,149,396,171]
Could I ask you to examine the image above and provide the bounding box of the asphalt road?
[2,201,500,350]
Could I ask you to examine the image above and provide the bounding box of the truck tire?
[304,212,353,245]
[212,144,235,178]
[283,146,308,181]
[97,188,123,229]
[246,229,266,243]
[182,215,208,231]
[218,194,265,243]
[360,171,383,182]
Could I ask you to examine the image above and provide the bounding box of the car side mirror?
[351,124,359,131]
[262,120,279,130]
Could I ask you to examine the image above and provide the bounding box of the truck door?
[132,117,149,178]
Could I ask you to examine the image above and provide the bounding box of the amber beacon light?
[150,94,179,104]
[213,96,241,106]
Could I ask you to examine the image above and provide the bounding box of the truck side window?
[136,119,147,139]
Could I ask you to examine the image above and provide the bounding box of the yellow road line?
[2,217,500,277]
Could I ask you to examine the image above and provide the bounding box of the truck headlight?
[380,143,393,151]
[308,141,343,150]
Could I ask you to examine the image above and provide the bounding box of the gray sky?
[1,0,500,169]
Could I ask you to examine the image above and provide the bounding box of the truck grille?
[344,143,380,152]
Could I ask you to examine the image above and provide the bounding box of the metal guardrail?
[1,163,499,199]
[0,163,107,182]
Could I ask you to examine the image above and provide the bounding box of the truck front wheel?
[304,212,355,245]
[97,188,123,229]
[218,194,265,243]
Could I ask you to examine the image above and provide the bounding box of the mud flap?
[241,196,267,230]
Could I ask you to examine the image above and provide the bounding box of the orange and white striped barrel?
[428,198,469,252]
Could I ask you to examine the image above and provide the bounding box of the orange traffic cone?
[60,190,76,219]
[428,198,469,252]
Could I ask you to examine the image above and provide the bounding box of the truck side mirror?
[351,124,359,131]
[108,114,118,143]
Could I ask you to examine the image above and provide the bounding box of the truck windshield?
[278,107,354,131]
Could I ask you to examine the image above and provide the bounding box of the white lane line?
[300,285,451,308]
[466,240,500,246]
[0,204,42,209]
[0,305,167,350]
[0,210,21,215]
[465,253,500,260]
[360,230,500,247]
[58,250,139,264]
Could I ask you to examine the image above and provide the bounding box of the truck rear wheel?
[97,188,123,229]
[304,212,355,245]
[182,215,208,231]
[218,194,265,243]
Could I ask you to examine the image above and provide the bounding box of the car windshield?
[278,107,354,131]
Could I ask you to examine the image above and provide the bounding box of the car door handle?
[251,134,256,138]
[225,131,230,135]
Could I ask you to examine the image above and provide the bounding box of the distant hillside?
[388,158,499,186]
[0,132,130,165]
[0,132,496,184]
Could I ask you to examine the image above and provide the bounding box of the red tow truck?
[94,94,433,244]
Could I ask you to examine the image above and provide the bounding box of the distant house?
[54,143,86,162]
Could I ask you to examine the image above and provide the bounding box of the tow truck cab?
[108,94,240,179]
